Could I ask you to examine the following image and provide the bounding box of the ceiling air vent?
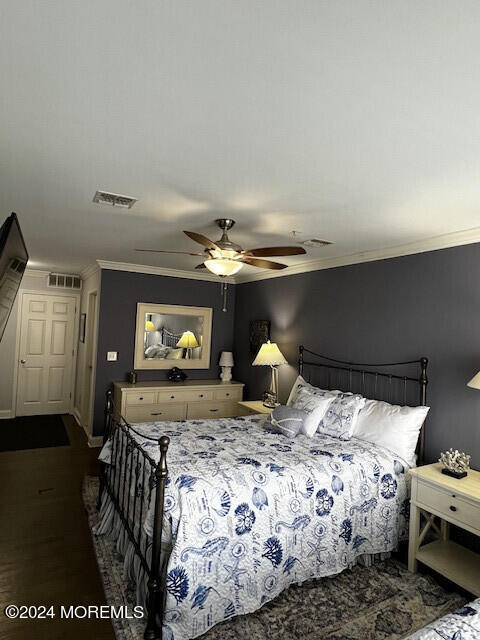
[47,273,82,290]
[93,190,137,209]
[300,238,333,247]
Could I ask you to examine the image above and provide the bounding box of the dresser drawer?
[417,480,480,532]
[214,387,242,401]
[187,401,239,419]
[125,403,187,423]
[158,389,215,403]
[125,391,157,406]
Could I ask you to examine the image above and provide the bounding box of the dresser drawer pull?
[209,408,219,412]
[170,395,175,399]
[139,397,144,401]
[151,412,163,416]
[449,505,457,512]
[226,392,230,396]
[199,394,204,398]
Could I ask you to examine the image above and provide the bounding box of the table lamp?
[467,371,480,390]
[176,331,199,359]
[219,351,234,382]
[252,341,287,408]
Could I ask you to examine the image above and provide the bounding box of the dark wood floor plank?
[0,416,115,640]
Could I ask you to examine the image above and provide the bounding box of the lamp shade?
[145,320,156,332]
[467,371,480,390]
[252,341,287,366]
[219,351,234,366]
[176,331,199,348]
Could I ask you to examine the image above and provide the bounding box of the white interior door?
[16,293,76,416]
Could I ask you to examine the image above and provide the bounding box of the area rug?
[83,476,466,640]
[0,414,70,452]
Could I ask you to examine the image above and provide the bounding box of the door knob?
[20,359,26,364]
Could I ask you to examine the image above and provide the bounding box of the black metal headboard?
[298,346,429,464]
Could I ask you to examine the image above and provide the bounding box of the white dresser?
[113,379,244,423]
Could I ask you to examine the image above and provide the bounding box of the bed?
[405,598,480,639]
[96,346,429,640]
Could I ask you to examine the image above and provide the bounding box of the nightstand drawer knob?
[449,505,457,512]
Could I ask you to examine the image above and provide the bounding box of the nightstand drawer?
[417,480,480,532]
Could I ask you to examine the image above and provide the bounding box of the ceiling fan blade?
[135,249,205,256]
[240,256,288,270]
[195,262,207,269]
[183,230,220,251]
[243,246,306,257]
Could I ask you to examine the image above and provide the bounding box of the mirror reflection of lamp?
[176,331,199,359]
[252,341,287,408]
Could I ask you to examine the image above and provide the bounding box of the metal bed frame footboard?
[298,345,428,464]
[98,391,169,640]
[97,346,429,640]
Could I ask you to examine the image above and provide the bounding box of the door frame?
[84,289,99,436]
[12,289,80,418]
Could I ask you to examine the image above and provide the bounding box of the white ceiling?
[2,1,480,277]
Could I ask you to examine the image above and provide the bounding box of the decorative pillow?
[352,399,430,467]
[287,375,341,406]
[292,388,336,437]
[144,344,170,359]
[318,393,366,440]
[167,347,184,359]
[265,406,308,438]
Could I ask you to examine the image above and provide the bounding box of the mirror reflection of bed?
[143,312,204,361]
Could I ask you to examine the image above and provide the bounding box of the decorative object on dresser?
[127,371,137,384]
[408,462,480,597]
[167,366,187,383]
[134,303,212,370]
[219,351,234,382]
[439,448,471,479]
[113,379,244,423]
[252,340,287,408]
[237,399,273,415]
[249,319,270,355]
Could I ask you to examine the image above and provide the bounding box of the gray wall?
[233,243,480,469]
[92,269,235,435]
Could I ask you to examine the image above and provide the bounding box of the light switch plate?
[107,351,118,361]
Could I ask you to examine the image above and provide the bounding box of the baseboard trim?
[0,409,14,419]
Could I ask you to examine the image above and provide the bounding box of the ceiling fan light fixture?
[204,258,243,277]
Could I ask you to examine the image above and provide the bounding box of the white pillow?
[318,392,366,440]
[292,388,336,437]
[287,375,341,406]
[353,399,430,467]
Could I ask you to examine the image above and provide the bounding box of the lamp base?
[262,391,277,409]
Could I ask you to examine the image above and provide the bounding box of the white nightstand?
[237,400,274,415]
[408,462,480,596]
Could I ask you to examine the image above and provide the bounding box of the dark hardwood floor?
[0,415,115,639]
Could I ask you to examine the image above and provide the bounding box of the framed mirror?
[134,303,213,370]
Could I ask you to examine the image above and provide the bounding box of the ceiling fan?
[136,218,306,277]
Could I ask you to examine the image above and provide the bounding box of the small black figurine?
[168,367,187,383]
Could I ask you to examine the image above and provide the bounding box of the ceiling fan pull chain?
[222,281,228,312]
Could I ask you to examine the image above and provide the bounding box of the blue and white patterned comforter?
[406,599,480,639]
[100,414,411,640]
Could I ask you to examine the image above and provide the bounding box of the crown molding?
[80,262,101,280]
[95,260,236,284]
[235,226,480,284]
